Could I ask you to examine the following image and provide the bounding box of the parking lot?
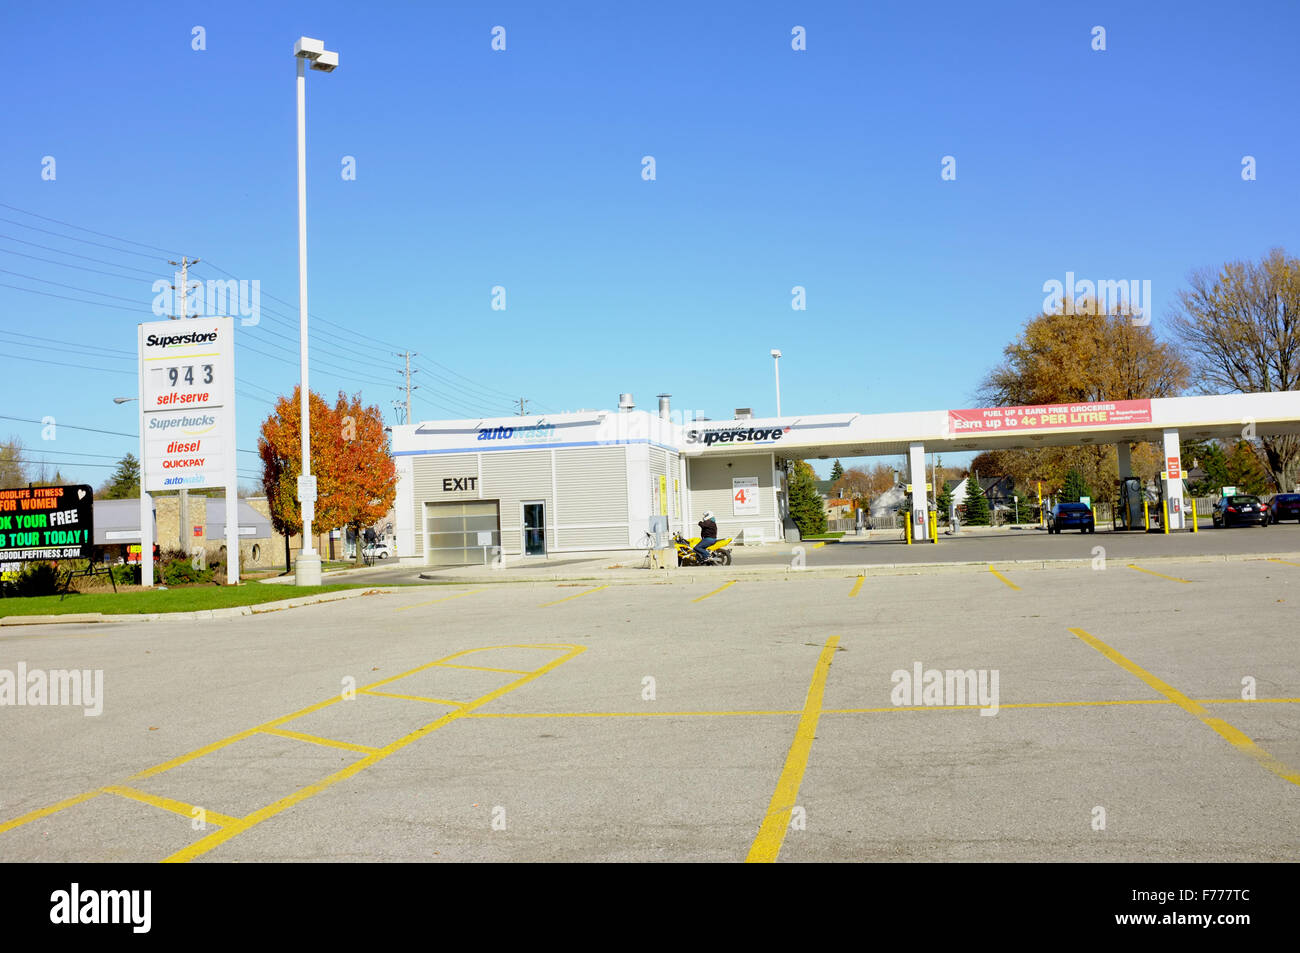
[1,540,1296,863]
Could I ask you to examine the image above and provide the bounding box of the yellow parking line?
[1267,558,1300,567]
[848,576,865,597]
[259,727,379,754]
[100,785,241,829]
[393,589,483,612]
[467,698,1300,719]
[360,689,466,706]
[746,636,839,863]
[1126,564,1191,584]
[164,644,586,863]
[693,580,737,603]
[1068,627,1300,787]
[987,565,1020,590]
[811,541,827,550]
[539,585,608,607]
[0,790,100,836]
[434,663,531,674]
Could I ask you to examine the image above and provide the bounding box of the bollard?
[1162,498,1170,535]
[1191,498,1198,533]
[1143,499,1150,531]
[904,512,912,545]
[929,509,938,543]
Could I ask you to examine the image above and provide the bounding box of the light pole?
[291,36,338,586]
[770,349,783,418]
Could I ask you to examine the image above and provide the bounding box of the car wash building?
[392,390,1300,566]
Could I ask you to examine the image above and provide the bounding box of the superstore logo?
[685,426,790,446]
[145,330,218,348]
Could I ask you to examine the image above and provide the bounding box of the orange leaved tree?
[258,387,397,568]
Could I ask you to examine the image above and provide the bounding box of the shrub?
[14,561,62,597]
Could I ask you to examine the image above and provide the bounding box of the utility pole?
[516,398,528,416]
[168,256,199,554]
[391,401,406,425]
[395,351,418,424]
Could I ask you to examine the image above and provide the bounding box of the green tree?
[936,481,954,522]
[830,460,844,481]
[788,460,827,537]
[99,453,140,499]
[1060,468,1092,503]
[1224,440,1272,496]
[962,474,990,526]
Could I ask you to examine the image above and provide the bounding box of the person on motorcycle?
[694,511,718,561]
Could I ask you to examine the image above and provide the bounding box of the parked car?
[1212,495,1267,528]
[1265,493,1300,525]
[1048,502,1095,534]
[362,541,393,559]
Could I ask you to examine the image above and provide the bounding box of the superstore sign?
[0,485,94,567]
[138,318,234,492]
[686,425,790,446]
[947,400,1152,434]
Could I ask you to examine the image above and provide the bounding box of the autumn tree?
[0,438,26,488]
[975,301,1188,495]
[259,388,396,568]
[328,391,398,567]
[1168,248,1300,491]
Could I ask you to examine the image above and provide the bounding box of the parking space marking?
[1267,558,1300,567]
[987,565,1020,590]
[1126,564,1191,584]
[260,726,379,754]
[101,785,241,829]
[746,635,839,863]
[359,688,466,705]
[435,663,532,675]
[393,589,483,612]
[1068,627,1300,787]
[0,790,101,836]
[848,576,865,597]
[539,585,608,607]
[693,580,737,603]
[0,643,584,861]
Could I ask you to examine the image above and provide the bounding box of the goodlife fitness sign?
[138,318,235,492]
[947,399,1152,435]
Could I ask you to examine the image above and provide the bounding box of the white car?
[362,541,393,559]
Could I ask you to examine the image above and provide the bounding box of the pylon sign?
[138,318,235,492]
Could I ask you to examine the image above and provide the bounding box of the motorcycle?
[672,532,734,566]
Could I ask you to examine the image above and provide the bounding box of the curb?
[0,586,396,628]
[414,550,1300,586]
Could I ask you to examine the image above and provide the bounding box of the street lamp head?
[311,49,339,72]
[294,36,325,59]
[770,349,782,359]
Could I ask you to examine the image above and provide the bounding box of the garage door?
[424,500,500,566]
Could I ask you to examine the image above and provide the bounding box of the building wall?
[685,453,781,542]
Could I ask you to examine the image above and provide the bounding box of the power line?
[0,233,167,277]
[0,279,153,313]
[0,202,185,256]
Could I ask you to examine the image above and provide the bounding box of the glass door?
[522,501,546,556]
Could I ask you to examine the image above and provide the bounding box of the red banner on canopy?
[948,399,1152,435]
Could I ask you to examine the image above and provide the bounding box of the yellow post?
[904,511,912,545]
[1191,498,1198,533]
[1143,499,1150,531]
[929,509,938,543]
[1038,481,1044,528]
[1091,504,1097,527]
[1162,498,1170,535]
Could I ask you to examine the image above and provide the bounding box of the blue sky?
[2,0,1297,487]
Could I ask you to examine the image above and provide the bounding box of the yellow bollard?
[930,509,938,543]
[904,512,912,545]
[1191,498,1198,533]
[1162,498,1170,535]
[1143,499,1150,531]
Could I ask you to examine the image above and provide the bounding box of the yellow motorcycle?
[672,532,734,566]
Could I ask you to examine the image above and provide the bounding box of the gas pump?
[1112,476,1163,531]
